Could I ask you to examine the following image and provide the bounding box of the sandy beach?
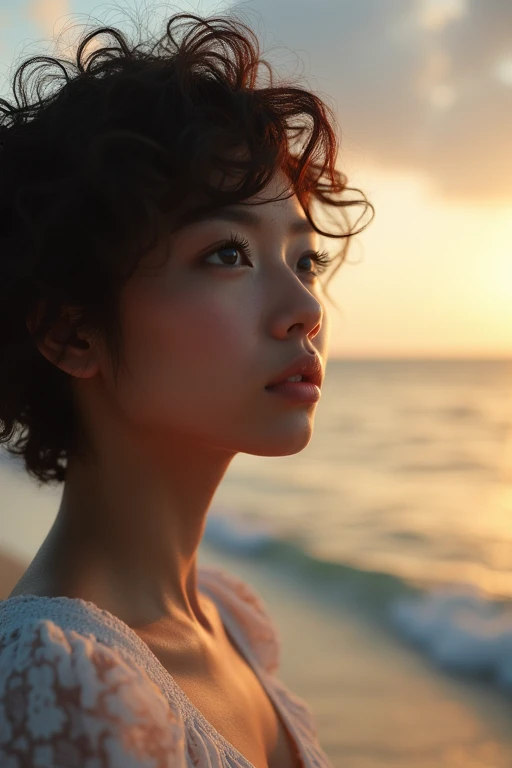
[1,542,512,767]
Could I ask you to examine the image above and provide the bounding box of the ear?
[26,302,100,379]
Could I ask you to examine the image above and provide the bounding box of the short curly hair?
[0,10,373,487]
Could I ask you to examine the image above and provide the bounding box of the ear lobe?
[26,302,96,377]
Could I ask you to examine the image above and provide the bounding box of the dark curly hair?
[0,10,373,487]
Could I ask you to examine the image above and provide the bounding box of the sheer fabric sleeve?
[0,617,186,768]
[199,565,322,742]
[198,565,281,676]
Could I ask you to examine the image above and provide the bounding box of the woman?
[0,11,372,767]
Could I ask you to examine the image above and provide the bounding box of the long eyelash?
[226,231,253,260]
[307,250,335,276]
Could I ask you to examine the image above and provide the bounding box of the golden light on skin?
[323,168,512,359]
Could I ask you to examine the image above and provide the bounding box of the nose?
[271,282,324,343]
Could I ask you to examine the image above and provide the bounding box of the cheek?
[115,285,256,421]
[174,302,248,370]
[154,297,252,380]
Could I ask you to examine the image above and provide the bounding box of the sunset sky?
[0,0,510,359]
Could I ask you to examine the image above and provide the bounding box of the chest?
[156,643,304,768]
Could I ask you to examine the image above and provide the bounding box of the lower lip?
[265,381,321,402]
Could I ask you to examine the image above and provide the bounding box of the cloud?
[26,0,71,38]
[231,0,512,201]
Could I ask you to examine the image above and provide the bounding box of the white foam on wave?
[390,586,512,690]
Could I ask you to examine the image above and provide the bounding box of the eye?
[202,232,335,277]
[203,232,253,268]
[298,250,335,277]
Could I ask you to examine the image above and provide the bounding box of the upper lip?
[266,353,323,388]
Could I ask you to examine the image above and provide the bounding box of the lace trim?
[0,566,271,767]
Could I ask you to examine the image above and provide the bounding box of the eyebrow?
[175,204,316,236]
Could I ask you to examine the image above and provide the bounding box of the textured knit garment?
[0,564,333,767]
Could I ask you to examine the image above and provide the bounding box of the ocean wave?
[204,506,512,693]
[204,508,416,607]
[391,588,512,690]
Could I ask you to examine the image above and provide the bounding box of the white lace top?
[0,564,333,767]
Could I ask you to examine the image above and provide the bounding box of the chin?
[242,424,315,457]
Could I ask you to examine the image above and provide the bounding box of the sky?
[0,0,510,359]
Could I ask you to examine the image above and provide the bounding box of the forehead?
[248,177,307,226]
[234,167,305,215]
[172,169,312,236]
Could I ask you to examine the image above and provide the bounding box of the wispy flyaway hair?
[0,10,373,485]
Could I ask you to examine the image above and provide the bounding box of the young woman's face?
[103,171,330,458]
